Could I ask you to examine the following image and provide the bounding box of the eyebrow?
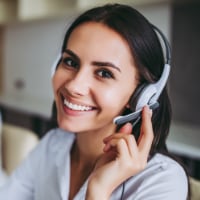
[64,49,121,73]
[64,49,80,63]
[92,61,121,73]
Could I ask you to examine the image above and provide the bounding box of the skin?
[52,22,154,200]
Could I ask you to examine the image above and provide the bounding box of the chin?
[58,120,75,133]
[57,119,85,133]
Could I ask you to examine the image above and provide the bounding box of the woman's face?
[52,22,139,135]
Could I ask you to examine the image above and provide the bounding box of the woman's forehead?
[66,22,135,65]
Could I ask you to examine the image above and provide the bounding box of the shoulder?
[0,128,75,199]
[148,153,188,186]
[15,128,75,168]
[146,153,188,192]
[124,153,188,199]
[148,153,186,175]
[10,129,75,180]
[34,128,75,156]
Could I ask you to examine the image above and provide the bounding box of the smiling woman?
[0,3,189,200]
[52,22,138,135]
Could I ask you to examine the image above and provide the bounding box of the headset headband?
[152,24,171,64]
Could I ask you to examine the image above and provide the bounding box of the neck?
[69,125,116,200]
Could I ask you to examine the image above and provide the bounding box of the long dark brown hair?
[48,4,190,198]
[50,3,171,155]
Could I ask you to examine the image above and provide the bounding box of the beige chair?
[1,123,39,175]
[190,177,200,200]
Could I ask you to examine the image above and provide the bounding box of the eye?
[62,57,79,69]
[96,69,114,79]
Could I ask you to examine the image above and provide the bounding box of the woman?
[0,3,189,200]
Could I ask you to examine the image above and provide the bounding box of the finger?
[118,122,133,134]
[126,134,138,157]
[138,106,154,158]
[103,123,132,143]
[137,106,152,143]
[105,138,130,159]
[103,134,127,151]
[103,134,138,155]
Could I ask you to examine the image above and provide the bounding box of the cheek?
[99,79,137,115]
[99,88,131,114]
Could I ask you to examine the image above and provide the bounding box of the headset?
[117,25,171,200]
[113,25,171,126]
[51,25,171,128]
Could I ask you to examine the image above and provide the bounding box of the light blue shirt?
[0,128,188,199]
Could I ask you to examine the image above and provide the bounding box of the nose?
[65,68,91,97]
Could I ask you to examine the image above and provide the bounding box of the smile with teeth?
[64,99,93,111]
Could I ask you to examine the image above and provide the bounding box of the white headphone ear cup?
[51,53,61,78]
[135,84,157,111]
[134,64,170,111]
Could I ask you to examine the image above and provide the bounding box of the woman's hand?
[86,106,153,200]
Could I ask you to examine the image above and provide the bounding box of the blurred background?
[0,0,199,181]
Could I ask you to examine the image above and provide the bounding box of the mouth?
[63,98,94,111]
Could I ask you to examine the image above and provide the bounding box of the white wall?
[2,3,172,111]
[3,17,72,101]
[137,3,172,42]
